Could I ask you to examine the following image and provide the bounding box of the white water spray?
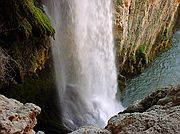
[44,0,123,130]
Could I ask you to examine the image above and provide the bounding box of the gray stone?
[106,86,180,134]
[36,131,45,134]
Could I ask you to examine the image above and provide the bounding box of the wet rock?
[0,94,41,134]
[106,86,180,134]
[70,126,111,134]
[36,131,45,134]
[70,86,180,134]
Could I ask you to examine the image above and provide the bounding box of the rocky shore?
[71,85,180,134]
[0,95,42,134]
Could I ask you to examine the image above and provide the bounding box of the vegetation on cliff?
[0,0,54,39]
[0,0,55,83]
[0,1,61,133]
[113,0,180,78]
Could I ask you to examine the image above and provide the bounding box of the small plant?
[138,44,146,55]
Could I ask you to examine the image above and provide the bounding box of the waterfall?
[44,0,123,130]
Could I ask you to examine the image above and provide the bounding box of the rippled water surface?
[122,31,180,107]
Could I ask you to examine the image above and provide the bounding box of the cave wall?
[113,0,180,77]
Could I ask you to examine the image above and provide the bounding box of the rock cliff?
[70,85,180,134]
[0,0,54,84]
[0,94,41,134]
[114,0,180,77]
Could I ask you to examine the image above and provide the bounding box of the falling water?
[44,0,123,130]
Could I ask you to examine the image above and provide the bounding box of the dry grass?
[0,47,9,82]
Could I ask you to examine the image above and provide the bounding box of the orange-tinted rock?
[114,0,180,76]
[0,95,41,134]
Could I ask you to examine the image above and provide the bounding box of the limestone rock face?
[0,95,41,134]
[114,0,180,76]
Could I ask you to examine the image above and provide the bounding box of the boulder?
[0,95,41,134]
[106,86,180,134]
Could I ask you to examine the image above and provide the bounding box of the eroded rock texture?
[106,86,180,134]
[70,86,180,134]
[114,0,180,76]
[70,126,111,134]
[0,0,55,83]
[0,95,41,134]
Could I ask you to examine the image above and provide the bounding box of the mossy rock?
[16,0,55,38]
[0,0,55,39]
[0,0,55,82]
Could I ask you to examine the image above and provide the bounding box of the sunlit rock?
[0,95,41,134]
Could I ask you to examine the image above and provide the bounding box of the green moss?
[138,45,146,54]
[119,44,149,77]
[14,0,55,38]
[120,25,174,78]
[136,44,148,64]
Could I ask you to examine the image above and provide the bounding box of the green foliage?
[138,45,146,55]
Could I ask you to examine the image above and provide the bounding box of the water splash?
[44,0,123,130]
